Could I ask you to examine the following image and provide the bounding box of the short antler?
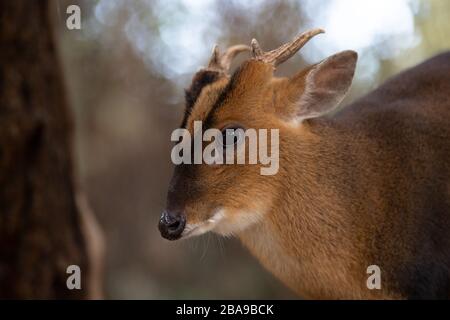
[251,28,325,66]
[207,44,251,72]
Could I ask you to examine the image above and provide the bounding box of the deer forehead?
[184,60,276,132]
[184,77,228,132]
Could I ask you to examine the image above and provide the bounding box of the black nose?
[158,210,186,240]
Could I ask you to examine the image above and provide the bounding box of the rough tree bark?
[0,1,102,298]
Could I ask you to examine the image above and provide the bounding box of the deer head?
[159,28,358,241]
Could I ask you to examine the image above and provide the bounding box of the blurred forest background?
[52,0,450,299]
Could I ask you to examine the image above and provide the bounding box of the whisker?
[200,233,211,261]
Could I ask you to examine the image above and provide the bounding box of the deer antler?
[207,44,251,72]
[251,28,325,66]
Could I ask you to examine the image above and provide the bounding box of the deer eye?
[219,126,244,147]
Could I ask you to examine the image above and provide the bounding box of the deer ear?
[291,50,357,121]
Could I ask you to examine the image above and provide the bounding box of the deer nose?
[158,210,186,240]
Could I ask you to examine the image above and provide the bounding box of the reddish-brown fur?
[162,35,450,299]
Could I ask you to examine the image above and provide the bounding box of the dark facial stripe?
[181,70,222,128]
[203,64,244,129]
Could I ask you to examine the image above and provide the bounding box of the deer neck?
[237,120,365,298]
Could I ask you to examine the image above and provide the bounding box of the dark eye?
[220,126,244,147]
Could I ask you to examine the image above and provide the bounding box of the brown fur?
[165,50,450,299]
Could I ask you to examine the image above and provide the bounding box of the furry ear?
[291,50,357,121]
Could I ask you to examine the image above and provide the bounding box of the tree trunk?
[0,1,101,299]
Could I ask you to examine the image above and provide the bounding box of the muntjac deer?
[158,29,450,299]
